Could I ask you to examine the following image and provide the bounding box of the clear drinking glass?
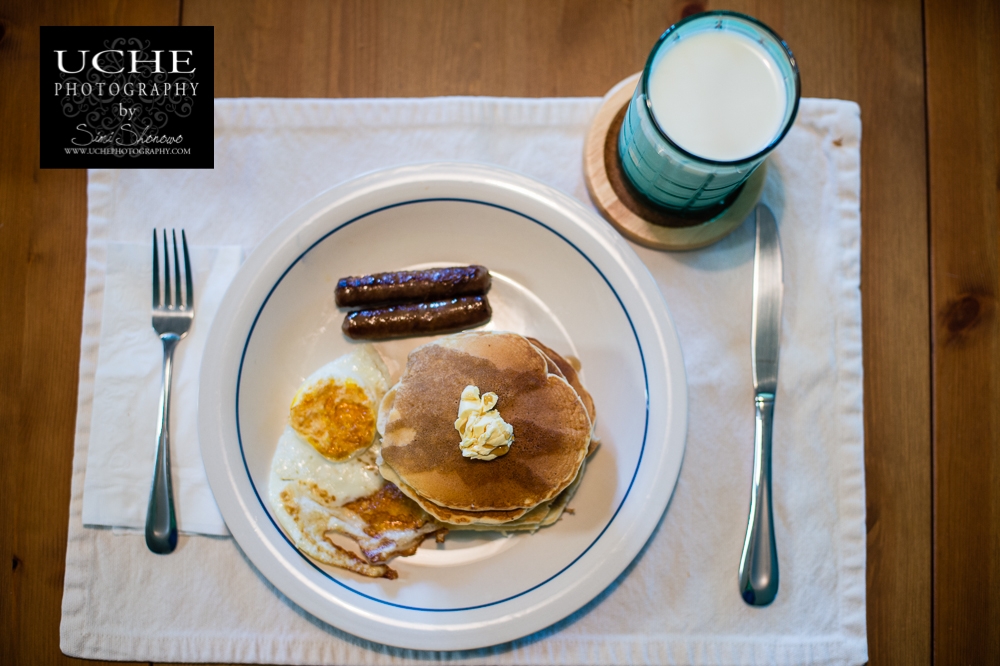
[618,11,800,215]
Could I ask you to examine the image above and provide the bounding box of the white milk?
[648,30,787,162]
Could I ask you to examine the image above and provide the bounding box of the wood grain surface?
[0,4,180,666]
[0,0,993,664]
[925,0,1000,663]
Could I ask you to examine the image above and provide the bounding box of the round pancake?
[378,331,592,512]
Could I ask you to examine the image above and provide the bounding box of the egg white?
[269,425,385,508]
[291,344,390,413]
[270,345,391,517]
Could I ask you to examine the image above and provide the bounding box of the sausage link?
[342,296,492,340]
[335,265,490,308]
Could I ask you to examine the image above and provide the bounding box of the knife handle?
[739,392,779,606]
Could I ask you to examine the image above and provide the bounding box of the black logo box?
[40,26,214,169]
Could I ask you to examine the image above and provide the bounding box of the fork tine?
[162,229,172,308]
[152,229,160,308]
[172,230,182,309]
[182,230,194,310]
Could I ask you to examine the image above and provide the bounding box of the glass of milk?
[619,11,800,215]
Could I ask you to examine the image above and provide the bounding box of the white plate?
[199,163,687,650]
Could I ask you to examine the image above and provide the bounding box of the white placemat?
[61,96,866,665]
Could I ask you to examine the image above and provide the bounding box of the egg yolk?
[290,378,376,461]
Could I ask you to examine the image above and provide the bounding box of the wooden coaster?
[583,73,766,251]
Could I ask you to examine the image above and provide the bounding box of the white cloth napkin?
[81,242,240,536]
[62,97,866,665]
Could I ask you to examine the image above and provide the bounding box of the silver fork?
[146,229,194,554]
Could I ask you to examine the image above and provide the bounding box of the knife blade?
[739,203,783,607]
[751,205,783,395]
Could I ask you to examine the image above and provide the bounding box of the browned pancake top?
[526,337,596,426]
[379,332,592,511]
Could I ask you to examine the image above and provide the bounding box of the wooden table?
[1,1,996,664]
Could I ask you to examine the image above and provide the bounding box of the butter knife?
[739,203,783,607]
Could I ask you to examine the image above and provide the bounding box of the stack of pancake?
[377,331,596,531]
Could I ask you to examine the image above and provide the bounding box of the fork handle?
[146,333,180,554]
[739,392,779,606]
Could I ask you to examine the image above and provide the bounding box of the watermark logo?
[40,26,214,169]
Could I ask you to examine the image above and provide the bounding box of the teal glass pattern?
[619,11,800,214]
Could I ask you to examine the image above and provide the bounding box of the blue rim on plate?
[236,197,650,612]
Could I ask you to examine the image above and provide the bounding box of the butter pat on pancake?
[378,331,592,513]
[455,385,514,460]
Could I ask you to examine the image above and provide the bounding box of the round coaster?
[583,73,766,251]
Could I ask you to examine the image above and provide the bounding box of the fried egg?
[269,425,385,507]
[288,344,390,462]
[269,345,441,579]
